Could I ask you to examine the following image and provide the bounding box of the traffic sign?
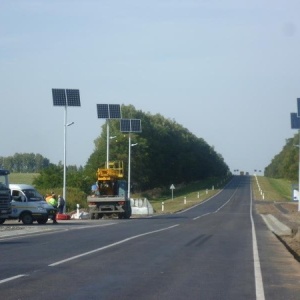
[170,184,175,200]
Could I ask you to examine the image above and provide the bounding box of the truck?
[87,161,131,219]
[5,184,57,225]
[0,169,12,224]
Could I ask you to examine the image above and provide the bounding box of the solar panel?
[120,119,142,133]
[109,104,121,119]
[120,119,131,132]
[52,89,66,106]
[97,104,109,119]
[97,104,121,119]
[291,113,300,129]
[131,119,142,132]
[66,89,81,106]
[297,98,300,117]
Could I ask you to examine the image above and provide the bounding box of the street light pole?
[106,120,109,168]
[127,134,138,200]
[298,130,300,211]
[63,113,74,214]
[128,133,131,200]
[52,88,81,214]
[63,105,67,211]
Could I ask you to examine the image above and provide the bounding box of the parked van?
[8,184,57,225]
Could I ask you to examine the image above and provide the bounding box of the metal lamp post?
[52,89,81,213]
[96,104,121,168]
[63,121,74,212]
[127,135,138,200]
[120,119,142,200]
[290,99,300,211]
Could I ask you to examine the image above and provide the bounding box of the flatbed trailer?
[87,195,131,219]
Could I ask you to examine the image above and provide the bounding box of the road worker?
[47,193,58,224]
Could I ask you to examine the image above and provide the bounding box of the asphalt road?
[1,176,300,300]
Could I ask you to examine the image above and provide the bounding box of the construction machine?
[87,161,131,219]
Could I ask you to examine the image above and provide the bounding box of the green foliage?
[85,104,230,191]
[0,153,50,172]
[4,105,230,201]
[150,176,231,213]
[139,176,229,201]
[33,164,91,194]
[38,187,88,212]
[265,134,299,180]
[32,164,63,189]
[9,173,39,185]
[268,177,293,201]
[252,176,292,202]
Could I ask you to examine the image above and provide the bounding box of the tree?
[0,153,50,172]
[265,134,299,180]
[84,104,230,191]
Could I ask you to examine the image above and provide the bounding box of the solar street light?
[120,119,142,199]
[52,89,81,213]
[96,104,121,168]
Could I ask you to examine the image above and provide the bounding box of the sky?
[1,0,300,175]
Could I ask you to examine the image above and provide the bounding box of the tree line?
[0,153,50,173]
[264,133,298,181]
[2,105,230,195]
[85,105,230,192]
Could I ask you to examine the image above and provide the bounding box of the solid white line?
[193,212,211,220]
[49,224,179,267]
[250,185,265,300]
[0,274,27,284]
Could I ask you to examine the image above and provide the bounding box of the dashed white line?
[192,186,238,220]
[0,274,27,284]
[49,224,179,267]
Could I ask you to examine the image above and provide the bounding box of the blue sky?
[1,0,300,174]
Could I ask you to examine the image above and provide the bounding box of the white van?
[8,184,57,225]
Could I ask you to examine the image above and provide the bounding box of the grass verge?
[252,176,294,202]
[9,173,39,185]
[149,176,231,214]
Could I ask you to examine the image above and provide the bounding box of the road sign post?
[170,184,175,200]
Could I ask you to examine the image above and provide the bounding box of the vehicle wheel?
[37,217,48,224]
[0,218,5,224]
[118,213,124,219]
[124,212,131,219]
[90,213,95,220]
[21,213,33,225]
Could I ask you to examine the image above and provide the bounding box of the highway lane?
[1,176,300,299]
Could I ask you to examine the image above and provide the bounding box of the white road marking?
[49,224,179,267]
[192,186,238,220]
[0,274,27,284]
[250,186,265,300]
[0,222,117,241]
[193,212,212,220]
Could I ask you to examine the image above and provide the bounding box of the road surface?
[1,176,300,299]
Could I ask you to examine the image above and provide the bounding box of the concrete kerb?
[261,214,292,236]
